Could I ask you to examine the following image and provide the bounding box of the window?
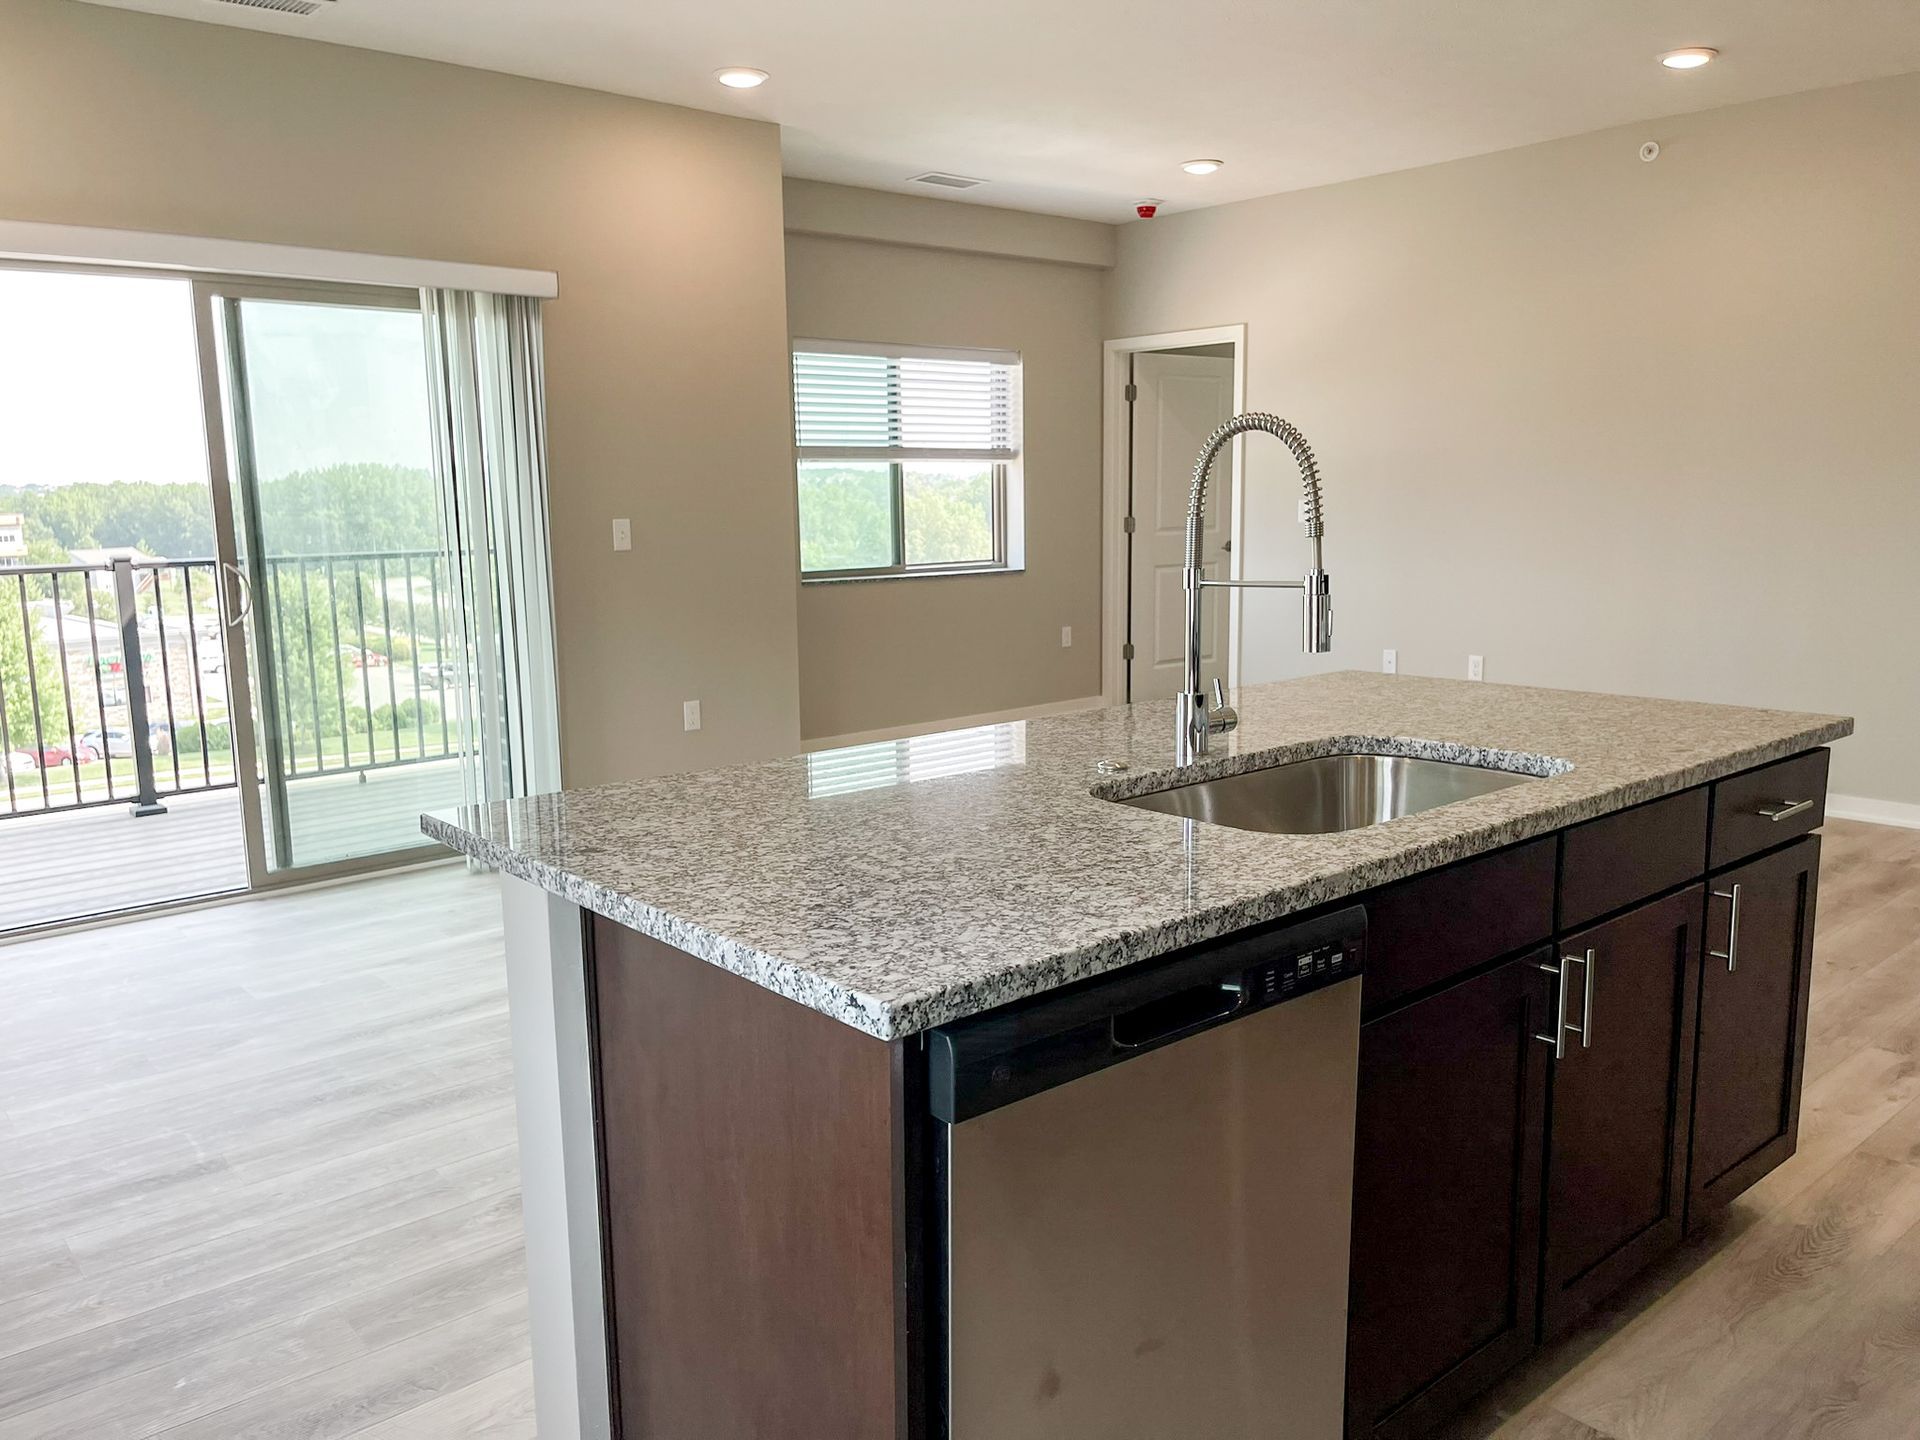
[792,341,1022,578]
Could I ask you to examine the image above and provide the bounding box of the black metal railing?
[0,551,464,820]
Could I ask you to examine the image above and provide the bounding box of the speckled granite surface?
[422,672,1850,1040]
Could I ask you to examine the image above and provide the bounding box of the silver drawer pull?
[1570,949,1596,1049]
[1535,950,1593,1059]
[1534,958,1568,1060]
[1756,798,1815,823]
[1710,882,1743,972]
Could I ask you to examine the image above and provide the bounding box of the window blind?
[793,345,1019,462]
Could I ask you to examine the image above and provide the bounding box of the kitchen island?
[424,671,1852,1440]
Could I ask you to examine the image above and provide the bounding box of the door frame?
[189,275,455,891]
[1100,325,1247,706]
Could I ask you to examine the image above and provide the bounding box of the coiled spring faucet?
[1176,412,1332,765]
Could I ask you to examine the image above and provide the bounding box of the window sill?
[801,564,1025,586]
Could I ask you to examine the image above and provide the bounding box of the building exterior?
[0,513,25,567]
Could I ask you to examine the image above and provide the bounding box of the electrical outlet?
[612,518,632,552]
[1382,649,1398,675]
[1468,654,1485,681]
[682,699,701,732]
[1060,626,1073,648]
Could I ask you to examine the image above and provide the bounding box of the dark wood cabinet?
[1559,787,1709,933]
[1688,835,1821,1222]
[1341,754,1831,1438]
[1346,952,1551,1440]
[1540,885,1704,1337]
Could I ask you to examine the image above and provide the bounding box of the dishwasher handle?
[1112,980,1248,1050]
[929,904,1367,1124]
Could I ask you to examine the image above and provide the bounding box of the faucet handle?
[1207,677,1239,735]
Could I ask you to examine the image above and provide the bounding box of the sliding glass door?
[195,281,469,877]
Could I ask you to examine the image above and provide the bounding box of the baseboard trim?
[1828,794,1920,831]
[804,695,1106,752]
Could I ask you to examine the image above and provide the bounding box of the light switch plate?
[612,518,632,552]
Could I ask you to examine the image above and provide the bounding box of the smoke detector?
[910,172,986,191]
[208,0,336,15]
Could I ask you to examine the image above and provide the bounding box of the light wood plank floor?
[1448,819,1920,1440]
[0,822,1914,1438]
[0,863,532,1439]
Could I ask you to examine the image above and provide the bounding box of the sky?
[0,267,433,492]
[0,269,209,489]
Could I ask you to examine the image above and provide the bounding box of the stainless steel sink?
[1112,752,1534,835]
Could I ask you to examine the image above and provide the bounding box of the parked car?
[3,749,36,775]
[78,725,172,759]
[32,742,98,767]
[83,728,135,759]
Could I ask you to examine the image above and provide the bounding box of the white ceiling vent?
[909,172,986,191]
[208,0,336,16]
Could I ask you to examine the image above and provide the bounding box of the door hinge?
[1122,515,1136,535]
[1122,641,1136,661]
[1124,382,1138,402]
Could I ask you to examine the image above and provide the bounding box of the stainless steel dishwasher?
[929,905,1366,1440]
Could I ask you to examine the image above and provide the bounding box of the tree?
[0,461,441,563]
[265,567,353,761]
[796,463,997,571]
[0,610,67,753]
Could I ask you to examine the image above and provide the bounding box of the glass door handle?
[219,562,254,626]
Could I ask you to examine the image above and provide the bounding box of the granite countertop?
[422,672,1851,1041]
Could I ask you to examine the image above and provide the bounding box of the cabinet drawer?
[1710,749,1830,871]
[1560,788,1708,932]
[1362,838,1556,1015]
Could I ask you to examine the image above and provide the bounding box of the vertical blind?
[792,343,1020,461]
[422,288,563,819]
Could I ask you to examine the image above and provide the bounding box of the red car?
[32,742,99,767]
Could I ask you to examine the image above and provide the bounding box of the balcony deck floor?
[0,763,466,934]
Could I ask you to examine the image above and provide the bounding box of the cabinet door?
[1346,952,1551,1440]
[1541,885,1703,1337]
[1689,835,1821,1221]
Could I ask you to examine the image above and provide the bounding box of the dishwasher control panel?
[1248,935,1364,1005]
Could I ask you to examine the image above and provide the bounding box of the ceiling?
[82,0,1920,222]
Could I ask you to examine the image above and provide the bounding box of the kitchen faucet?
[1176,412,1332,765]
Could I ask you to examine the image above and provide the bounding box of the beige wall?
[0,0,801,786]
[784,178,1116,269]
[1109,73,1920,806]
[786,214,1109,741]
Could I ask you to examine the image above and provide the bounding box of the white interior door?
[1128,352,1235,704]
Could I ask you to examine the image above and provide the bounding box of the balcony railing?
[0,552,465,820]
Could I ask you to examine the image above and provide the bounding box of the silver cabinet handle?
[1572,948,1596,1049]
[1757,798,1815,823]
[1535,951,1592,1059]
[1535,957,1570,1061]
[1710,882,1743,972]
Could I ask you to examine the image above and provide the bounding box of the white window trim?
[0,219,558,298]
[792,339,1025,582]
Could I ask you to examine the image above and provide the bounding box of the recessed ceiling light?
[715,66,770,89]
[1181,159,1224,176]
[1659,47,1718,70]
